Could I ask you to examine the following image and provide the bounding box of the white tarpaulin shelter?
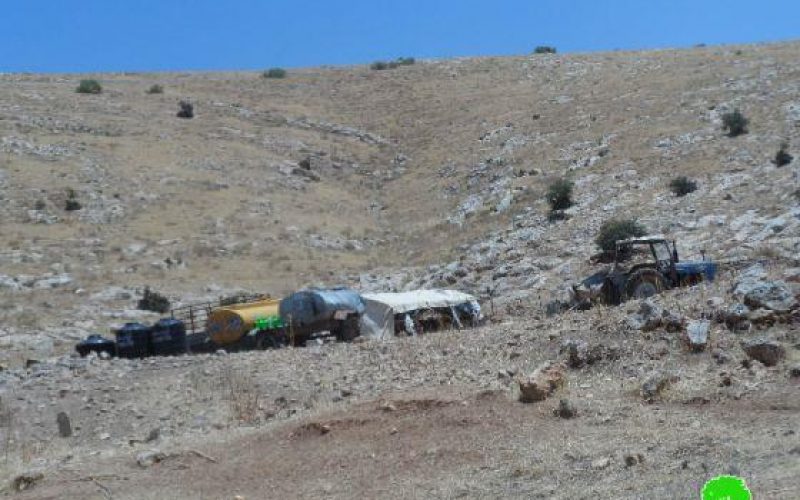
[360,289,481,339]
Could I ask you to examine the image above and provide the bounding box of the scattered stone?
[561,340,589,368]
[136,450,166,468]
[56,411,72,437]
[518,361,566,403]
[641,371,678,403]
[555,399,577,419]
[624,453,644,467]
[741,339,785,367]
[591,457,611,470]
[626,300,665,331]
[12,470,44,492]
[561,339,611,368]
[661,311,686,333]
[721,303,751,332]
[684,320,710,352]
[733,273,797,313]
[711,348,730,365]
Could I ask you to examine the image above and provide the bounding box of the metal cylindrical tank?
[207,299,282,346]
[115,323,151,359]
[76,335,116,358]
[279,288,364,339]
[150,318,187,356]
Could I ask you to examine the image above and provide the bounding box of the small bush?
[534,46,557,54]
[371,57,415,71]
[773,142,793,167]
[34,200,46,211]
[595,218,647,253]
[176,100,194,119]
[721,108,749,137]
[146,84,164,94]
[76,79,102,94]
[669,176,698,197]
[262,68,287,79]
[137,287,170,314]
[64,188,81,211]
[546,178,574,211]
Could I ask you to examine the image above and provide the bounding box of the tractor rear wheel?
[624,270,667,300]
[335,316,360,342]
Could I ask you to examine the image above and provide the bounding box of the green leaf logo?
[701,475,751,500]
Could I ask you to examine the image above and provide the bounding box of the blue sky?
[1,0,798,73]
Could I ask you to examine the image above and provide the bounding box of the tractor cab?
[612,236,678,281]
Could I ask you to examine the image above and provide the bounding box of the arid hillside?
[2,41,800,358]
[0,41,799,499]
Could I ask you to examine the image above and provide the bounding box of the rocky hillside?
[1,263,798,498]
[2,41,800,363]
[0,40,799,499]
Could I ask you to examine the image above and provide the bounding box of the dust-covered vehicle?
[572,236,717,307]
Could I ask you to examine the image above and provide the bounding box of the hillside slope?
[1,41,799,359]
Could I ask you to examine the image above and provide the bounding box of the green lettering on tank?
[254,315,284,330]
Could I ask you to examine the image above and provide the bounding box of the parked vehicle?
[573,236,717,307]
[206,298,287,349]
[279,287,365,344]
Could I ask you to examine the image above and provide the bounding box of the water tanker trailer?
[206,299,287,348]
[279,287,365,344]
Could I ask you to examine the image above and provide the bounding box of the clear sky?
[1,0,798,73]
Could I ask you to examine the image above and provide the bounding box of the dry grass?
[217,365,263,424]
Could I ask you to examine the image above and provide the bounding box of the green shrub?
[137,287,170,314]
[721,109,749,137]
[773,142,793,167]
[371,57,415,70]
[534,46,557,54]
[262,68,287,79]
[76,79,102,94]
[546,178,574,211]
[146,84,164,94]
[669,176,698,197]
[595,219,647,253]
[64,188,82,211]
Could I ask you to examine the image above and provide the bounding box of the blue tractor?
[569,236,718,310]
[598,236,717,305]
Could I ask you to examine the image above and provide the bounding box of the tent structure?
[360,289,482,339]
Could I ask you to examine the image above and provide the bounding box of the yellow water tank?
[207,299,282,345]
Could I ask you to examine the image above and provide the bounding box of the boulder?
[561,340,589,368]
[518,361,566,403]
[56,411,72,438]
[733,271,797,313]
[136,449,166,468]
[555,399,577,419]
[12,470,44,492]
[741,339,785,367]
[684,320,710,352]
[560,339,610,368]
[720,303,751,331]
[641,371,678,403]
[626,299,664,331]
